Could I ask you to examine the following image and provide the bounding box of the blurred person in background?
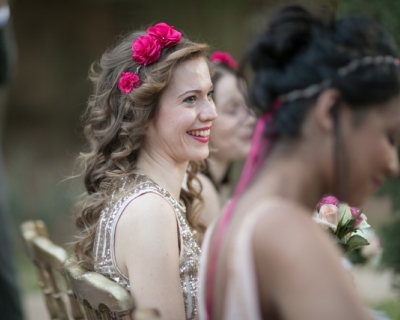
[203,51,255,208]
[199,5,400,320]
[0,0,24,319]
[73,23,217,319]
[185,51,255,246]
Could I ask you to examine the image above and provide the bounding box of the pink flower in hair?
[147,22,182,47]
[210,51,238,70]
[118,72,140,94]
[132,34,162,66]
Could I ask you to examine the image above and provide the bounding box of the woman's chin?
[190,151,210,162]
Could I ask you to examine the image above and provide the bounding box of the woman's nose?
[200,100,218,122]
[386,148,399,178]
[237,107,256,127]
[245,110,256,127]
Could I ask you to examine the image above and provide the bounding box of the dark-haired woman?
[199,5,400,320]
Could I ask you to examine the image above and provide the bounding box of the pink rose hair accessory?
[118,22,182,94]
[132,22,182,66]
[132,34,162,66]
[210,51,238,70]
[118,72,140,94]
[147,22,182,47]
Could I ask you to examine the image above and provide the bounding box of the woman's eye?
[184,96,196,104]
[226,108,238,115]
[207,90,214,100]
[224,102,244,115]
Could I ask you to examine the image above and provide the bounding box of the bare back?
[199,197,373,320]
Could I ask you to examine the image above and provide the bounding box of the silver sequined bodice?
[93,174,201,319]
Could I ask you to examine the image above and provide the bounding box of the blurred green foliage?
[6,144,83,251]
[337,0,400,50]
[380,219,400,291]
[375,142,400,213]
[373,299,400,320]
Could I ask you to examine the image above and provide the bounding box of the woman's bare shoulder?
[117,192,178,235]
[251,200,330,259]
[114,192,180,268]
[246,202,371,319]
[241,199,341,278]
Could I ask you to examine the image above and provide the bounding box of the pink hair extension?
[205,110,275,317]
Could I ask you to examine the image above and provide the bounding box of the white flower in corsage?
[359,228,381,260]
[346,227,383,267]
[313,196,371,253]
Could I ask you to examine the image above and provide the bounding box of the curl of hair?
[245,4,400,137]
[73,30,209,270]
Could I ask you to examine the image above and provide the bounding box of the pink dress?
[198,201,280,320]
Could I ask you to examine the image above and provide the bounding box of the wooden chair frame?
[64,260,160,320]
[20,220,84,320]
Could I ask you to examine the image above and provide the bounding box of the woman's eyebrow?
[177,85,213,98]
[178,89,201,98]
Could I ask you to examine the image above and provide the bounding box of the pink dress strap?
[199,199,287,320]
[204,113,272,317]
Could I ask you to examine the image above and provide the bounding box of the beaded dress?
[93,174,201,319]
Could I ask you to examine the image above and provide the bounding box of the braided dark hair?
[246,4,400,137]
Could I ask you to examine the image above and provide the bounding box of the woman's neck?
[206,156,230,188]
[251,145,327,213]
[136,149,188,200]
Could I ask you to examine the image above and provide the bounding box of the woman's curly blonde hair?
[73,29,210,270]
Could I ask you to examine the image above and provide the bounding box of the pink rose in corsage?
[210,51,238,70]
[316,195,339,211]
[316,204,339,230]
[118,72,140,94]
[350,207,369,229]
[314,196,371,252]
[147,22,182,47]
[132,34,162,66]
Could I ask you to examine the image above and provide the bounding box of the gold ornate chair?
[64,261,160,320]
[20,220,84,320]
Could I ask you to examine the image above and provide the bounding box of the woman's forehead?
[168,58,211,92]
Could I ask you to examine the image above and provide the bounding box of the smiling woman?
[145,57,215,163]
[72,23,216,320]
